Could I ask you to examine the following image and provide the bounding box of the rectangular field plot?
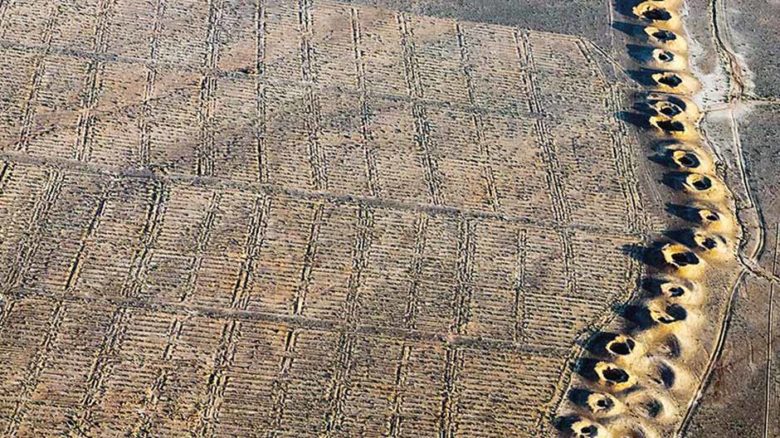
[0,0,646,435]
[454,350,568,436]
[0,166,641,339]
[0,0,641,233]
[0,162,641,435]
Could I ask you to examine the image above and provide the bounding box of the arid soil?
[0,0,772,436]
[0,1,650,436]
[342,0,614,50]
[679,0,780,436]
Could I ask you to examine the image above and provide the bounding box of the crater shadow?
[640,276,668,297]
[653,118,686,133]
[617,111,651,129]
[617,304,657,330]
[667,203,707,223]
[621,242,649,264]
[572,358,603,382]
[552,415,580,433]
[662,171,696,191]
[654,94,689,114]
[652,361,677,389]
[648,152,671,167]
[662,334,683,358]
[632,100,657,115]
[568,388,594,407]
[622,241,668,269]
[627,43,658,63]
[567,388,623,419]
[584,332,637,357]
[627,68,662,86]
[663,228,698,247]
[612,20,647,37]
[619,301,689,330]
[583,332,615,356]
[614,21,683,49]
[648,27,681,44]
[614,0,647,18]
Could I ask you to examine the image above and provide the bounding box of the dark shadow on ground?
[614,0,645,19]
[617,111,651,130]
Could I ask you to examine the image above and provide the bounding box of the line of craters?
[554,1,741,437]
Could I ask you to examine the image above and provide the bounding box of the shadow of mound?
[617,111,652,129]
[667,203,705,222]
[663,228,699,247]
[552,414,578,432]
[572,357,603,382]
[627,68,663,86]
[618,301,688,330]
[614,0,647,18]
[626,43,658,63]
[622,241,671,270]
[616,304,657,330]
[584,332,638,357]
[662,171,711,191]
[612,20,647,37]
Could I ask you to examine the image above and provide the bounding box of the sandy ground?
[341,0,614,52]
[676,0,780,436]
[0,0,773,435]
[349,1,780,435]
[0,1,649,436]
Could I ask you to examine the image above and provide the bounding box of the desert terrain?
[0,0,775,437]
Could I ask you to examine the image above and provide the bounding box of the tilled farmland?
[0,0,660,436]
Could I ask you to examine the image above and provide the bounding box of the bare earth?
[0,0,775,436]
[0,1,649,436]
